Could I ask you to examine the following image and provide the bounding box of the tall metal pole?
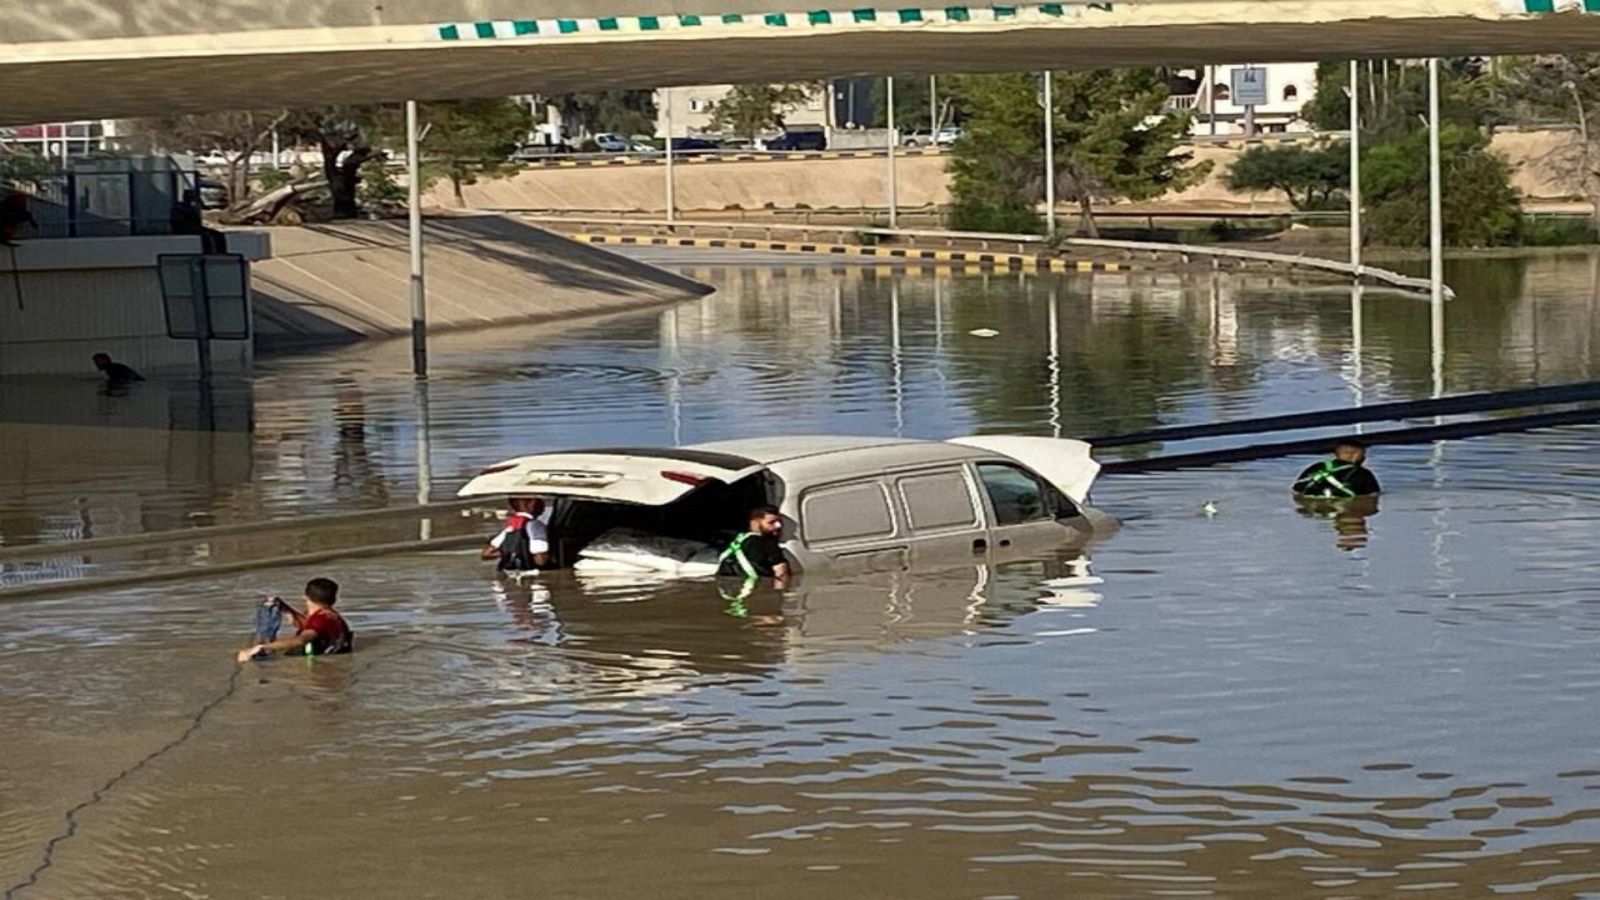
[887,76,899,228]
[1043,71,1057,236]
[930,75,939,133]
[1206,65,1218,136]
[665,96,677,225]
[1428,58,1445,399]
[406,100,428,379]
[1349,60,1362,275]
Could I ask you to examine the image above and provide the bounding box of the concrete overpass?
[5,0,1600,124]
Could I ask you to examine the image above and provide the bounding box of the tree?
[549,91,657,138]
[124,110,288,209]
[280,106,379,219]
[709,83,819,141]
[1501,54,1600,231]
[1227,143,1350,210]
[947,70,1207,236]
[1363,124,1523,247]
[370,99,530,205]
[870,75,961,131]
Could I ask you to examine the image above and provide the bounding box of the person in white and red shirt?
[482,497,551,573]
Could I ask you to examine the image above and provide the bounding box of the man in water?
[718,506,792,586]
[482,496,552,574]
[1293,439,1381,499]
[92,352,144,387]
[236,577,354,662]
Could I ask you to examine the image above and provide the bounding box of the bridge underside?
[6,2,1600,123]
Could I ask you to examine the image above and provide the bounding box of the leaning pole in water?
[407,99,429,379]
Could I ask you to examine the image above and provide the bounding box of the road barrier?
[511,146,948,170]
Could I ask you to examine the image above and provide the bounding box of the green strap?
[719,532,760,579]
[1302,460,1357,498]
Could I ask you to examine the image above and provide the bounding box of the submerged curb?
[571,233,1128,272]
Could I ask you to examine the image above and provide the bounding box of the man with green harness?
[718,507,793,613]
[1293,440,1382,499]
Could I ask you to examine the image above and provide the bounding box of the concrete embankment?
[444,131,1587,216]
[250,213,711,348]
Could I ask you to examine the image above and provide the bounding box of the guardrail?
[519,214,1451,297]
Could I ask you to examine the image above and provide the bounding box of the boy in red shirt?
[236,577,354,663]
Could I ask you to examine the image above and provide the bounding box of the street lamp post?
[1043,70,1056,236]
[665,94,677,225]
[1349,60,1362,276]
[1428,58,1445,399]
[406,100,428,379]
[887,76,899,229]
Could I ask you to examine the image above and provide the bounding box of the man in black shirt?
[1293,439,1381,499]
[718,505,792,585]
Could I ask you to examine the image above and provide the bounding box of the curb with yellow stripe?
[571,233,1127,272]
[534,147,946,170]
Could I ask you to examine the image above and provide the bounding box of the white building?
[1167,63,1320,136]
[655,85,831,138]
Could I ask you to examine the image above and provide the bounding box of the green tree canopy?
[550,91,657,138]
[371,98,530,204]
[1226,143,1350,210]
[1364,124,1523,247]
[947,70,1206,236]
[709,83,819,141]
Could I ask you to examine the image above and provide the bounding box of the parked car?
[668,137,722,157]
[457,435,1115,577]
[511,141,570,161]
[904,126,962,148]
[765,127,828,152]
[592,133,636,153]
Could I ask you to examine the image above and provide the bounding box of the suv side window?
[897,469,979,533]
[976,463,1078,525]
[801,481,897,545]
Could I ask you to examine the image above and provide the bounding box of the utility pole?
[1043,71,1056,236]
[887,75,899,229]
[665,95,677,225]
[1349,60,1362,275]
[929,75,939,133]
[406,100,428,379]
[1428,58,1445,399]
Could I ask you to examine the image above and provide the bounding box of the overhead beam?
[5,2,1600,122]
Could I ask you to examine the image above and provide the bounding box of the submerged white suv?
[458,435,1114,576]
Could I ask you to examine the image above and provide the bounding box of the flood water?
[5,251,1600,897]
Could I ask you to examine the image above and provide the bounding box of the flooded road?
[5,252,1600,897]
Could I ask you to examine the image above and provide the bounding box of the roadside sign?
[1230,67,1269,107]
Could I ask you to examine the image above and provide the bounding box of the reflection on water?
[5,252,1600,896]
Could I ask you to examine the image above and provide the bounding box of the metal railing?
[4,156,195,239]
[518,213,1450,296]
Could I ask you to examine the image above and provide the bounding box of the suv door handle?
[972,539,987,553]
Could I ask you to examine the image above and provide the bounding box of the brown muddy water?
[4,253,1600,898]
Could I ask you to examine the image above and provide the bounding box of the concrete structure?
[0,233,270,376]
[5,2,1600,124]
[251,214,711,347]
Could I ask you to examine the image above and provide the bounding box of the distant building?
[0,120,119,161]
[1165,63,1320,136]
[655,84,832,138]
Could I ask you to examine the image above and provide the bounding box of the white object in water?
[1202,501,1219,518]
[968,328,1000,338]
